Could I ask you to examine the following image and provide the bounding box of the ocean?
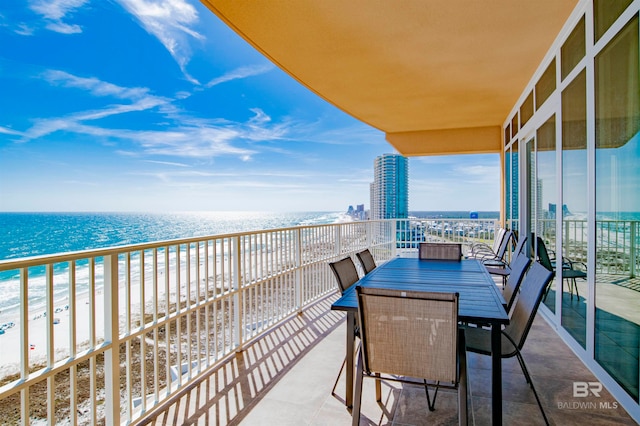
[0,211,351,317]
[0,211,350,261]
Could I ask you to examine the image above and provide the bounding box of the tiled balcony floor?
[138,293,636,425]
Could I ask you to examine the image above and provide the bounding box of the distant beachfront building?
[370,154,408,220]
[346,204,366,220]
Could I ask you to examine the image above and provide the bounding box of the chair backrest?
[535,236,554,272]
[356,287,459,384]
[512,235,528,258]
[503,253,532,313]
[328,257,360,294]
[419,243,462,261]
[491,228,507,253]
[494,230,514,259]
[503,262,554,351]
[356,249,377,274]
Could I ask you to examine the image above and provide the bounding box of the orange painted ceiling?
[200,1,578,156]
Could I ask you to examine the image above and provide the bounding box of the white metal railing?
[0,220,397,425]
[538,219,640,276]
[397,217,639,276]
[3,216,636,424]
[395,218,500,254]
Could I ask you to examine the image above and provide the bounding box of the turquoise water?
[0,211,347,316]
[0,211,346,260]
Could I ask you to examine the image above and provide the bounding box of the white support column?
[585,2,596,354]
[630,223,637,278]
[103,254,120,426]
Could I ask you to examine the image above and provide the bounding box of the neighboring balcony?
[0,219,637,424]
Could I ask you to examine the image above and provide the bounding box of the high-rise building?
[370,154,409,219]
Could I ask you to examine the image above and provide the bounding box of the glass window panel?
[561,16,586,80]
[505,148,511,226]
[536,59,556,110]
[538,116,557,313]
[595,15,640,402]
[527,136,535,252]
[512,140,519,232]
[511,113,519,138]
[505,124,511,145]
[520,91,534,127]
[561,69,587,348]
[594,0,633,42]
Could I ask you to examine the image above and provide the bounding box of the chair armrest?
[566,258,587,271]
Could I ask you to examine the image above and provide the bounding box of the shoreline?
[0,264,222,379]
[0,287,106,377]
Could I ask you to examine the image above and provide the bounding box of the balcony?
[141,295,633,426]
[0,219,636,424]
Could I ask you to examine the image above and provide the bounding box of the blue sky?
[0,0,499,213]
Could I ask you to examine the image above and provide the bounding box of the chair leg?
[375,373,382,402]
[331,357,347,397]
[515,350,549,426]
[564,278,574,301]
[542,280,552,302]
[515,351,531,384]
[573,278,580,299]
[458,330,468,426]
[423,380,440,411]
[351,350,364,426]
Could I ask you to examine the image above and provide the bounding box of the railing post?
[103,254,120,426]
[565,221,570,257]
[20,268,29,426]
[336,224,342,258]
[232,236,243,351]
[295,228,303,313]
[631,222,636,278]
[391,220,397,257]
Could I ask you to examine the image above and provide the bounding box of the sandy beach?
[0,258,226,382]
[0,289,106,378]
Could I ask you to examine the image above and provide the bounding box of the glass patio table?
[331,257,509,426]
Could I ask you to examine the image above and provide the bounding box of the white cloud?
[19,70,300,162]
[15,24,36,36]
[22,70,369,166]
[115,0,203,83]
[43,70,150,100]
[244,108,291,142]
[0,126,24,136]
[23,70,172,139]
[29,0,88,34]
[49,119,260,160]
[143,160,191,167]
[248,108,271,125]
[205,64,275,88]
[24,96,169,140]
[30,0,87,20]
[45,21,82,34]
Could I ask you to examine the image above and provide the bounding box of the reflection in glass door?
[525,136,535,255]
[594,15,640,402]
[561,69,588,348]
[536,116,558,313]
[524,116,559,315]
